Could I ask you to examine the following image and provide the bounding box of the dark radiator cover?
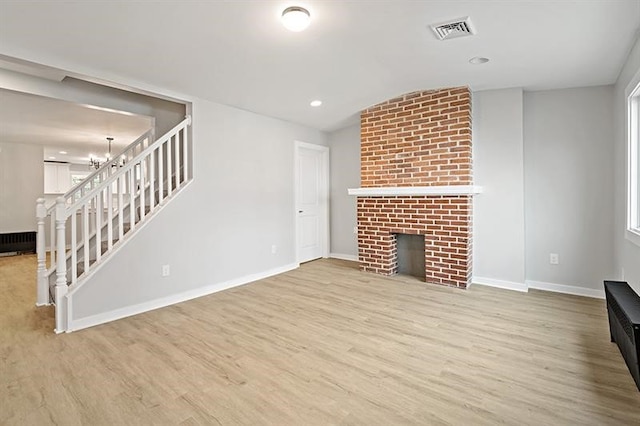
[604,280,640,391]
[0,231,36,254]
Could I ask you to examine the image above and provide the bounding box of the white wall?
[0,142,43,233]
[614,35,640,293]
[71,98,328,320]
[472,88,526,287]
[524,86,615,291]
[327,124,360,259]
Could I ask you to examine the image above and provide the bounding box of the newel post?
[54,197,68,333]
[36,198,48,306]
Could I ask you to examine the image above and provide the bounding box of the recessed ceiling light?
[59,151,67,154]
[310,100,322,107]
[48,156,56,160]
[281,6,311,32]
[469,56,490,64]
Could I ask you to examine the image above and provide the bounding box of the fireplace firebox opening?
[396,233,426,280]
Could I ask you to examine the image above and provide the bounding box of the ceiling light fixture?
[59,151,67,154]
[310,100,322,107]
[105,137,114,160]
[89,155,100,170]
[89,137,116,170]
[469,56,490,64]
[281,6,311,32]
[106,137,126,168]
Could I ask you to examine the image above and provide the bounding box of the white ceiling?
[0,89,153,164]
[0,1,638,131]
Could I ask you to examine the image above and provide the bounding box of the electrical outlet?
[271,245,277,254]
[549,253,559,265]
[162,264,170,277]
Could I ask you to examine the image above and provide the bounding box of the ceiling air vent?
[430,16,476,41]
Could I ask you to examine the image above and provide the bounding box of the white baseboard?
[472,276,605,299]
[66,262,300,332]
[526,280,605,299]
[329,253,359,262]
[472,277,528,293]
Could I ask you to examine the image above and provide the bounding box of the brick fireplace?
[350,87,478,288]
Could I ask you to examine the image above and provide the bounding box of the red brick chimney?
[353,87,477,288]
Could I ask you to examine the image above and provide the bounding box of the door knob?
[298,210,303,213]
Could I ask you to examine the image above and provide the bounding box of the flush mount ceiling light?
[59,151,67,154]
[310,100,322,107]
[281,6,311,32]
[469,56,490,64]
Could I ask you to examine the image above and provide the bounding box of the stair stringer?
[62,180,193,332]
[46,174,172,294]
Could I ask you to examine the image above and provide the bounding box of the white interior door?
[295,142,329,263]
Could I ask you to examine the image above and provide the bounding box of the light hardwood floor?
[1,254,639,425]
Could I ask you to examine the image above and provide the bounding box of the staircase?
[36,117,192,333]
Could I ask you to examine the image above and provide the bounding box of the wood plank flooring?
[1,254,639,425]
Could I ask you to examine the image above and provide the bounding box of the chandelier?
[89,137,125,170]
[89,155,101,170]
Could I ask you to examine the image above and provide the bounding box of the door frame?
[294,141,330,263]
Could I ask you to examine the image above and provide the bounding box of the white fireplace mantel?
[347,185,483,197]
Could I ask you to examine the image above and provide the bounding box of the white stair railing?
[66,128,155,208]
[35,128,155,289]
[36,117,191,332]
